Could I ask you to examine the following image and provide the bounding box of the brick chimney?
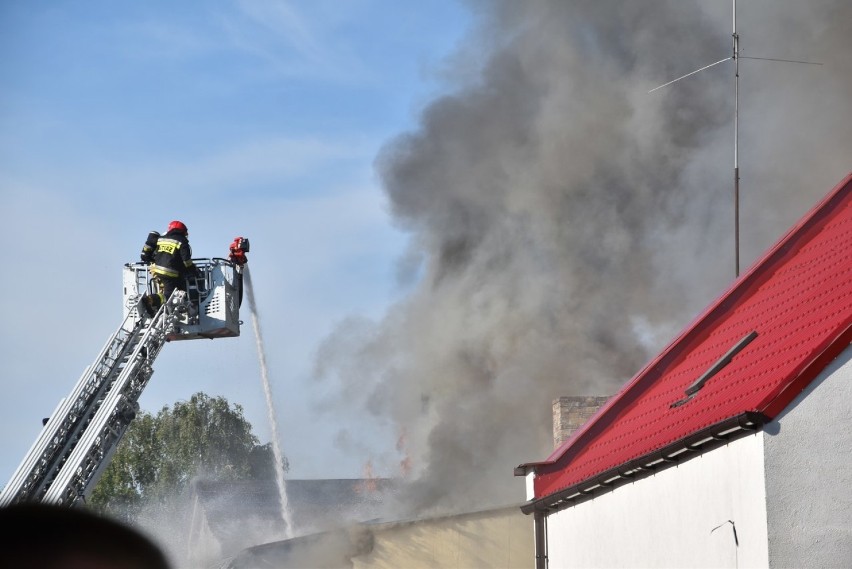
[552,396,609,449]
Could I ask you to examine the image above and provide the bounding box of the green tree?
[90,392,284,520]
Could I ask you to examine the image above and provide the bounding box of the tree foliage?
[90,392,283,520]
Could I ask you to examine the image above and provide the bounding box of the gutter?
[519,411,767,515]
[534,511,547,569]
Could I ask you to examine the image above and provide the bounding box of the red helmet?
[167,220,188,235]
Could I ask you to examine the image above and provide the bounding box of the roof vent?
[671,331,758,408]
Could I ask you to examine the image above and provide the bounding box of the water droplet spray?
[244,266,294,537]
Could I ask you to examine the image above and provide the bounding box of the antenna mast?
[733,0,740,276]
[649,1,820,280]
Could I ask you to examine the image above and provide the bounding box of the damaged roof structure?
[186,478,398,567]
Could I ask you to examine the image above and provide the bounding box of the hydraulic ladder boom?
[0,242,249,508]
[0,292,188,507]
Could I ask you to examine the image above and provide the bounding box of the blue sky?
[0,0,472,482]
[2,0,851,508]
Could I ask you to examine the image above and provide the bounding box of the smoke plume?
[315,0,852,515]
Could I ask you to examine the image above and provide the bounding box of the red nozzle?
[229,237,250,265]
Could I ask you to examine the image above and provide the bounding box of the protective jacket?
[150,229,196,280]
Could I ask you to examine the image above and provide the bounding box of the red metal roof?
[527,172,852,501]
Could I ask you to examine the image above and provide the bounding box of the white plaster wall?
[546,434,769,568]
[526,471,536,501]
[762,344,852,569]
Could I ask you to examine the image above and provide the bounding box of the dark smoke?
[315,0,852,516]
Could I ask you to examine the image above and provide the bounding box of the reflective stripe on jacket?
[140,230,160,263]
[151,230,195,279]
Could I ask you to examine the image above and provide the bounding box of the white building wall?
[545,434,769,569]
[762,344,852,569]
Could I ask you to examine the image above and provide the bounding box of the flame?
[354,460,378,494]
[397,428,412,477]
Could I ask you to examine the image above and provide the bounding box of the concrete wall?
[763,344,852,569]
[545,434,770,568]
[351,505,533,569]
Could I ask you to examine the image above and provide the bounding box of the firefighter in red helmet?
[141,221,199,315]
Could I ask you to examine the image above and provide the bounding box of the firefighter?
[142,220,199,315]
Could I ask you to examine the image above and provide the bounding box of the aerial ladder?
[0,237,250,508]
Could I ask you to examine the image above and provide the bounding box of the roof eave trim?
[758,322,852,418]
[520,412,767,515]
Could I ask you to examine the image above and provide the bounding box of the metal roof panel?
[527,172,852,500]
